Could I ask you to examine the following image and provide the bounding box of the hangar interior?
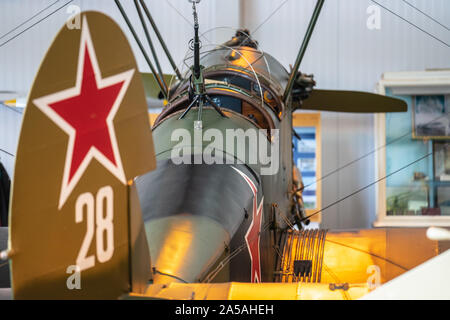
[0,0,449,300]
[1,0,449,229]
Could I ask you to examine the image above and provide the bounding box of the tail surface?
[6,11,155,299]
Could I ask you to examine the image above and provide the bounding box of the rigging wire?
[165,0,194,28]
[139,0,183,80]
[134,0,167,92]
[302,113,449,190]
[0,104,23,115]
[301,151,435,222]
[325,238,409,271]
[0,1,447,284]
[0,148,14,158]
[0,0,60,41]
[401,0,450,32]
[0,0,74,49]
[371,0,450,48]
[252,0,289,34]
[114,0,168,99]
[322,264,349,300]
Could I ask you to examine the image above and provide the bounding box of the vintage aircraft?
[0,0,448,299]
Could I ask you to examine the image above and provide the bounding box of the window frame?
[374,70,450,227]
[293,112,322,223]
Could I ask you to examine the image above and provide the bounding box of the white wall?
[0,0,240,176]
[0,0,241,92]
[0,0,449,229]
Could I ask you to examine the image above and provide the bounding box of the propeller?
[299,89,407,113]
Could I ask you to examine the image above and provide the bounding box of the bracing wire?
[0,1,74,49]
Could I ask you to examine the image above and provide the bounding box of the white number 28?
[75,185,114,271]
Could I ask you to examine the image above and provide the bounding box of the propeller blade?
[301,89,407,113]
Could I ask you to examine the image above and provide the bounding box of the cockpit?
[153,46,290,132]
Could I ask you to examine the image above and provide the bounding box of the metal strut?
[283,0,325,103]
[179,0,227,120]
[139,0,183,81]
[134,0,167,92]
[114,0,168,99]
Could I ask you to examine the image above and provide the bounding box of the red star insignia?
[33,17,134,209]
[232,167,264,283]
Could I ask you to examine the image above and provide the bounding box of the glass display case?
[375,70,450,227]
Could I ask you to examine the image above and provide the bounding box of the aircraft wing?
[362,249,450,300]
[127,281,369,300]
[130,227,448,300]
[127,247,450,300]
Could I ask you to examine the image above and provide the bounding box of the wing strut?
[133,0,167,91]
[115,0,168,99]
[138,0,183,81]
[283,0,325,103]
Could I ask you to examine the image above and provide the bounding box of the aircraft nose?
[136,160,258,284]
[144,215,229,284]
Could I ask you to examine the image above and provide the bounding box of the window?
[293,113,322,223]
[375,70,450,227]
